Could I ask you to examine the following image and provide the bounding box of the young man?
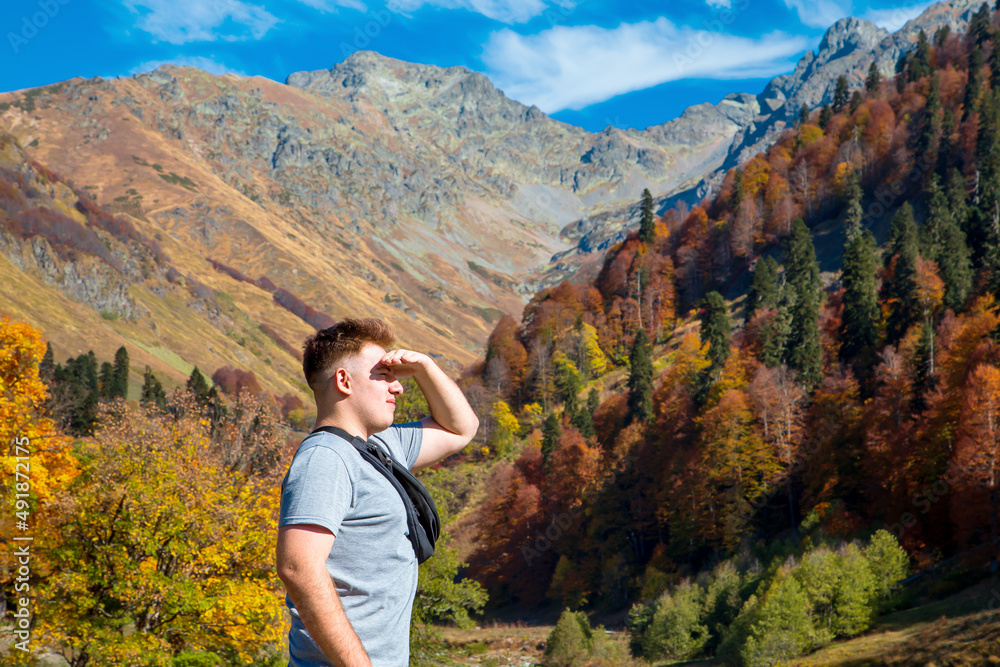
[276,318,479,667]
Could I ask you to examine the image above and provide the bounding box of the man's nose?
[389,380,404,395]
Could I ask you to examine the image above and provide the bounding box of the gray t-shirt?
[279,423,423,667]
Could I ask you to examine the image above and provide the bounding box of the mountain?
[0,51,761,391]
[0,0,979,395]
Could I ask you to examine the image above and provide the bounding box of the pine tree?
[819,105,833,129]
[639,188,656,244]
[849,90,863,113]
[918,74,942,168]
[111,345,129,400]
[939,219,973,312]
[761,286,792,368]
[39,343,54,381]
[969,3,993,46]
[948,168,970,238]
[833,75,850,112]
[626,328,654,425]
[798,103,809,125]
[700,291,731,372]
[938,108,956,176]
[964,46,984,120]
[865,61,881,92]
[921,173,949,262]
[934,24,950,49]
[839,229,879,382]
[784,219,824,388]
[98,362,115,400]
[541,412,561,466]
[187,366,211,402]
[843,169,864,243]
[909,30,932,81]
[141,366,167,410]
[882,203,922,343]
[745,256,780,323]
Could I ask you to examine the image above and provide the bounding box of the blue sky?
[1,0,935,131]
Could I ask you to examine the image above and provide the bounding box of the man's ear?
[332,367,353,396]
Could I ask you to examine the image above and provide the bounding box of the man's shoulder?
[292,431,359,469]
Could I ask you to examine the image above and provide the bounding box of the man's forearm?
[285,573,371,667]
[413,361,479,439]
[414,361,479,438]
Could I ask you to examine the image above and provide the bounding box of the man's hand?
[380,349,479,470]
[378,349,432,379]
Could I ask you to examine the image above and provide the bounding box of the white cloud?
[122,0,280,44]
[297,0,368,11]
[129,55,248,76]
[861,2,932,32]
[387,0,548,23]
[482,18,809,112]
[781,0,851,28]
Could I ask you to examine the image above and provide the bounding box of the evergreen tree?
[849,90,863,113]
[187,366,210,399]
[760,286,792,368]
[964,46,984,120]
[934,24,950,49]
[784,219,824,388]
[111,345,129,400]
[55,351,100,435]
[938,108,956,176]
[839,229,880,386]
[948,168,971,239]
[882,203,922,344]
[39,343,54,381]
[798,103,809,125]
[98,362,115,400]
[819,105,833,129]
[700,291,731,373]
[939,217,973,312]
[140,366,167,410]
[909,30,932,81]
[991,30,1000,90]
[639,188,656,244]
[969,3,993,46]
[865,61,881,92]
[745,256,780,323]
[833,76,849,112]
[921,173,949,262]
[570,404,596,439]
[541,412,561,466]
[843,170,864,243]
[918,74,942,168]
[626,328,654,425]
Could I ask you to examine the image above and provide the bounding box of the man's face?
[343,343,404,433]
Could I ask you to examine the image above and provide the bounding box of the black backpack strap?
[310,426,439,563]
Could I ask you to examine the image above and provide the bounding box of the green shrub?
[543,609,592,667]
[864,529,909,608]
[642,579,709,661]
[738,573,819,667]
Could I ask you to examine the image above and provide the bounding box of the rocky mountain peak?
[818,17,889,61]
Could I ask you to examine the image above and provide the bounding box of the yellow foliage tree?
[579,322,609,378]
[488,400,520,458]
[33,396,286,666]
[0,316,78,508]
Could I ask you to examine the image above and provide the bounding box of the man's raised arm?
[276,525,373,667]
[379,349,479,470]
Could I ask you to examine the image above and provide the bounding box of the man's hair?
[302,318,395,389]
